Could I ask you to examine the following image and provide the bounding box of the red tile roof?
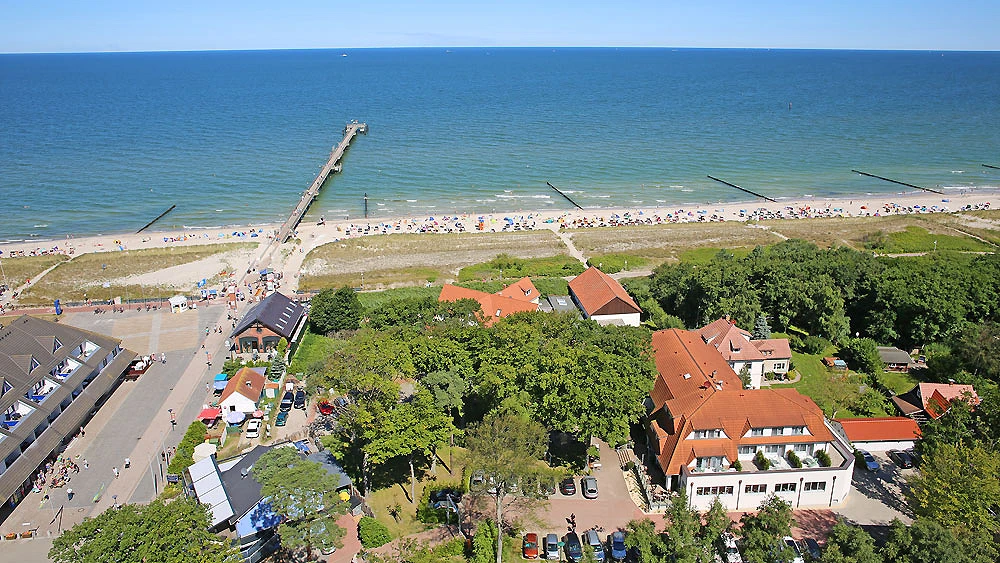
[919,382,979,419]
[698,318,763,362]
[834,417,921,443]
[752,338,792,359]
[568,267,641,316]
[438,284,538,326]
[496,277,540,303]
[219,367,266,403]
[649,328,833,476]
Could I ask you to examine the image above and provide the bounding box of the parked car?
[782,537,805,563]
[582,476,599,499]
[584,529,605,561]
[858,450,879,471]
[279,391,294,412]
[719,532,743,563]
[523,533,540,559]
[275,411,288,426]
[317,400,335,416]
[540,478,557,497]
[560,477,577,495]
[609,531,627,561]
[887,449,914,468]
[802,538,821,560]
[245,418,261,439]
[544,533,561,560]
[294,389,306,409]
[564,532,584,562]
[471,470,485,491]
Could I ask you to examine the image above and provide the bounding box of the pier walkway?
[278,121,367,244]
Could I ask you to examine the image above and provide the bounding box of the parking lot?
[835,450,915,526]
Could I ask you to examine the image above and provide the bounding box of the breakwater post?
[851,170,943,195]
[136,204,177,234]
[546,182,584,210]
[364,193,369,219]
[706,176,777,203]
[983,164,1000,171]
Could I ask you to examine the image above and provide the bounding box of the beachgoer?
[83,459,89,470]
[67,488,74,500]
[124,457,131,469]
[79,426,85,437]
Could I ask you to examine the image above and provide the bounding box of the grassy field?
[17,243,254,305]
[678,247,753,264]
[299,231,568,291]
[566,222,780,265]
[584,253,647,274]
[875,226,994,253]
[457,254,584,282]
[763,214,998,251]
[0,254,68,288]
[288,331,344,376]
[358,286,442,310]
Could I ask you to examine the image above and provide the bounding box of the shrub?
[787,450,803,469]
[358,516,392,548]
[754,450,771,470]
[800,335,831,355]
[586,254,646,274]
[816,450,831,467]
[167,420,208,475]
[731,459,743,472]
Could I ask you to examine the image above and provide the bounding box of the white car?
[720,532,743,563]
[245,418,262,439]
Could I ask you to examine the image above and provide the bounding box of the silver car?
[544,533,561,560]
[582,476,599,499]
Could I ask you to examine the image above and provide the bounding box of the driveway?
[834,451,914,526]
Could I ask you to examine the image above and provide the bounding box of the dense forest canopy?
[644,240,1000,348]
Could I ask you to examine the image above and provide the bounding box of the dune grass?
[0,255,68,288]
[18,243,254,305]
[457,254,584,282]
[874,226,994,253]
[567,222,780,264]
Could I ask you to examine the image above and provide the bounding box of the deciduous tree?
[906,442,1000,534]
[819,519,882,563]
[49,498,235,563]
[310,286,363,333]
[738,495,795,563]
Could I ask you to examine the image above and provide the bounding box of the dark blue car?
[609,531,627,561]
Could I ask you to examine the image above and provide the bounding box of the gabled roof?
[920,383,979,419]
[231,292,305,340]
[834,417,921,443]
[219,367,266,404]
[752,338,792,359]
[496,277,540,303]
[438,284,538,326]
[219,445,272,525]
[649,328,833,476]
[697,318,764,362]
[568,267,641,317]
[877,347,913,366]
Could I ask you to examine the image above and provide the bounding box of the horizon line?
[3,45,999,56]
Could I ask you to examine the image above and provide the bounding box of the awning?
[199,408,221,420]
[252,410,264,418]
[213,373,228,381]
[226,411,246,425]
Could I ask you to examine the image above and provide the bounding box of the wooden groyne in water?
[278,121,367,243]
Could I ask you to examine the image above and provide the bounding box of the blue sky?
[2,0,998,53]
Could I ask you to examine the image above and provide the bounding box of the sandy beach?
[3,189,994,258]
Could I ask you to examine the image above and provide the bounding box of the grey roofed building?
[545,295,582,315]
[877,346,913,371]
[0,315,135,509]
[230,292,306,354]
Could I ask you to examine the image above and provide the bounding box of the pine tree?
[752,313,771,340]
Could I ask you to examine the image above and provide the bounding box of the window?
[738,446,756,455]
[765,445,783,454]
[774,362,786,370]
[29,356,39,371]
[791,426,805,435]
[775,483,796,492]
[694,429,722,439]
[772,427,785,435]
[804,481,826,492]
[794,444,809,452]
[53,337,62,352]
[745,484,767,494]
[696,456,725,470]
[696,486,734,496]
[750,428,765,437]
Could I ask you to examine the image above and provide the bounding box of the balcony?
[77,340,99,361]
[2,401,35,430]
[51,357,83,382]
[26,379,59,403]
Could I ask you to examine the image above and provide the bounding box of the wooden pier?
[277,121,367,243]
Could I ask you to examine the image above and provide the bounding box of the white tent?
[193,442,218,462]
[168,294,188,313]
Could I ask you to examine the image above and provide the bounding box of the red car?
[317,401,335,416]
[523,533,539,559]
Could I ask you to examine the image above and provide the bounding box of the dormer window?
[53,337,62,352]
[495,309,502,317]
[750,428,765,437]
[29,356,39,372]
[791,426,806,435]
[693,429,723,439]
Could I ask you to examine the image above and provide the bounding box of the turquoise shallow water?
[2,48,999,241]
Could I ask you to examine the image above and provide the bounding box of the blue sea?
[2,48,1000,242]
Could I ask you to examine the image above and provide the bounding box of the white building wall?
[730,360,764,389]
[851,439,916,452]
[590,313,641,327]
[220,393,257,414]
[681,463,854,511]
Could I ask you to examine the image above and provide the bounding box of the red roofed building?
[568,267,642,326]
[832,417,921,452]
[892,382,980,423]
[219,367,266,414]
[646,328,854,510]
[496,277,540,304]
[438,284,538,327]
[697,317,791,388]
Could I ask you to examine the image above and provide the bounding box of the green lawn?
[288,331,344,377]
[457,254,584,282]
[878,226,994,253]
[358,286,441,310]
[878,369,919,395]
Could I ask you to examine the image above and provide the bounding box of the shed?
[833,417,921,452]
[230,292,305,354]
[168,294,189,313]
[877,346,913,372]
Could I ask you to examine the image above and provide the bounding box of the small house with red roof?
[892,382,980,424]
[697,317,792,388]
[567,267,642,326]
[219,367,267,414]
[438,284,538,327]
[645,328,854,510]
[496,276,540,304]
[832,417,921,452]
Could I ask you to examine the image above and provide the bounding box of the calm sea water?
[2,48,1000,242]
